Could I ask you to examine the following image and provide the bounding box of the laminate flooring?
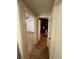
[29,33,49,59]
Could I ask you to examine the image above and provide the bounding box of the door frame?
[37,18,41,42]
[37,17,50,47]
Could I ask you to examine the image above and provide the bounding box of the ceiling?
[24,0,61,16]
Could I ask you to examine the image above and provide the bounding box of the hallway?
[17,0,62,59]
[28,33,49,59]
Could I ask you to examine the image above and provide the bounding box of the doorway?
[39,18,48,44]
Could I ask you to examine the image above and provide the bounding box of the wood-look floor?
[29,33,49,59]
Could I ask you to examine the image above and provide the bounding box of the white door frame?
[37,18,41,42]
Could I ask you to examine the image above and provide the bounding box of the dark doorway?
[39,18,48,37]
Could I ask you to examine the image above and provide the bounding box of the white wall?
[17,5,23,59]
[17,0,28,59]
[49,2,62,59]
[23,1,38,49]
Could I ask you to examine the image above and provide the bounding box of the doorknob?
[49,38,51,40]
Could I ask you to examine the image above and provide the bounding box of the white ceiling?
[24,0,61,16]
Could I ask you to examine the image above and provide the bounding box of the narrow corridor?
[17,0,62,59]
[29,33,49,59]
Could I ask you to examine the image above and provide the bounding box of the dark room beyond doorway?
[39,18,48,37]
